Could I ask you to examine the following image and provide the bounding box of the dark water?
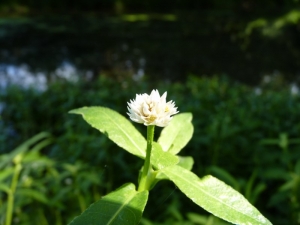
[0,14,299,90]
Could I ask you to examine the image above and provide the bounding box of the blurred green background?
[0,1,300,225]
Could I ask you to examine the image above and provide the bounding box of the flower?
[127,89,178,127]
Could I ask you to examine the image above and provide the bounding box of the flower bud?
[127,89,178,127]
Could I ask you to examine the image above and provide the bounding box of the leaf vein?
[102,109,145,158]
[166,167,261,223]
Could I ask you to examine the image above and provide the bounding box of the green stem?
[6,163,22,225]
[138,125,155,192]
[77,191,86,212]
[54,210,63,225]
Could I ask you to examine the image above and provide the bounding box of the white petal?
[127,89,178,127]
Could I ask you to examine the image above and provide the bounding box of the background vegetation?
[0,0,300,84]
[0,0,300,224]
[1,76,300,224]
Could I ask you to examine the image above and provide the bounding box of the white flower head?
[127,89,178,127]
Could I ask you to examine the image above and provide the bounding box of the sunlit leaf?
[177,156,194,171]
[69,183,148,225]
[209,166,240,191]
[158,113,193,154]
[162,165,272,225]
[150,152,192,186]
[151,142,178,170]
[70,107,146,158]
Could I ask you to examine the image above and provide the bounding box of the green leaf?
[0,183,10,193]
[70,107,146,158]
[158,113,193,154]
[0,167,14,182]
[150,154,192,185]
[250,183,266,205]
[162,165,272,225]
[187,213,230,225]
[16,188,49,204]
[0,132,51,169]
[209,166,240,191]
[69,183,148,225]
[151,142,179,170]
[186,212,208,224]
[177,156,194,171]
[143,141,179,190]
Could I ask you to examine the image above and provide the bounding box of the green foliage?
[70,107,147,159]
[0,133,52,225]
[244,10,300,38]
[260,133,300,223]
[69,183,148,225]
[158,113,193,155]
[186,213,230,225]
[209,166,267,205]
[1,4,300,85]
[69,105,271,224]
[1,75,300,224]
[150,142,179,170]
[162,166,271,225]
[0,132,104,225]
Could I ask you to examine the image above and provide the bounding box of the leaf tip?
[68,107,87,115]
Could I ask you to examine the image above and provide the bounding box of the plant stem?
[54,210,63,225]
[78,191,86,212]
[138,125,155,192]
[6,163,22,225]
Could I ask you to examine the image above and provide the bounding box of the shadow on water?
[0,13,300,88]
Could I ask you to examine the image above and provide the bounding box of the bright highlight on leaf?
[151,142,179,170]
[69,107,147,158]
[69,96,272,225]
[68,183,148,225]
[158,113,193,154]
[162,165,272,225]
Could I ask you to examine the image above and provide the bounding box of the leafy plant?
[2,75,299,224]
[208,166,267,205]
[68,89,272,225]
[260,133,300,223]
[0,132,52,225]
